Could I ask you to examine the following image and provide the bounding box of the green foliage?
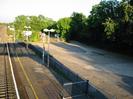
[14,15,27,31]
[103,18,117,39]
[30,31,40,42]
[69,12,87,40]
[56,17,71,41]
[12,15,54,41]
[29,15,55,31]
[53,0,133,49]
[8,0,133,50]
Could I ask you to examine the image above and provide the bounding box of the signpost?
[41,33,46,64]
[23,27,32,49]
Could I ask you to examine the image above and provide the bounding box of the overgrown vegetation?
[55,0,133,54]
[8,15,55,42]
[7,0,133,54]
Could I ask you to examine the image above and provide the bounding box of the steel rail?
[6,43,20,99]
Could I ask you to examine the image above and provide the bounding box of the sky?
[0,0,101,23]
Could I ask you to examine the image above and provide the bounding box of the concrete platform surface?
[32,41,133,99]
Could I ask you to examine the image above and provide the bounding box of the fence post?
[85,80,89,95]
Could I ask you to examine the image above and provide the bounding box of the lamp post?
[43,29,55,67]
[41,32,46,64]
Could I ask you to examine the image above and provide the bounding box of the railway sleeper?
[0,86,6,88]
[0,89,6,92]
[0,95,6,98]
[0,84,12,88]
[0,91,16,96]
[0,88,15,91]
[0,92,6,95]
[0,94,16,99]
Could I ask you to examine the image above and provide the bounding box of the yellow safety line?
[16,52,39,99]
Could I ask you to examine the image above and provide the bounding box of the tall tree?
[103,18,117,40]
[56,17,71,41]
[69,12,87,40]
[13,15,55,41]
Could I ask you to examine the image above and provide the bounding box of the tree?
[14,15,27,31]
[13,15,55,41]
[86,0,119,43]
[69,12,87,40]
[56,17,71,41]
[103,18,117,40]
[117,0,133,46]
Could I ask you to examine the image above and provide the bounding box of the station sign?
[23,31,32,37]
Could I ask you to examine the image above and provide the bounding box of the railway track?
[0,43,19,99]
[8,43,66,99]
[0,42,78,99]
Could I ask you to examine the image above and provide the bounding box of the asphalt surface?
[32,41,133,99]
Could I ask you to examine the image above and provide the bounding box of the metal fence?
[62,80,88,98]
[49,56,85,83]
